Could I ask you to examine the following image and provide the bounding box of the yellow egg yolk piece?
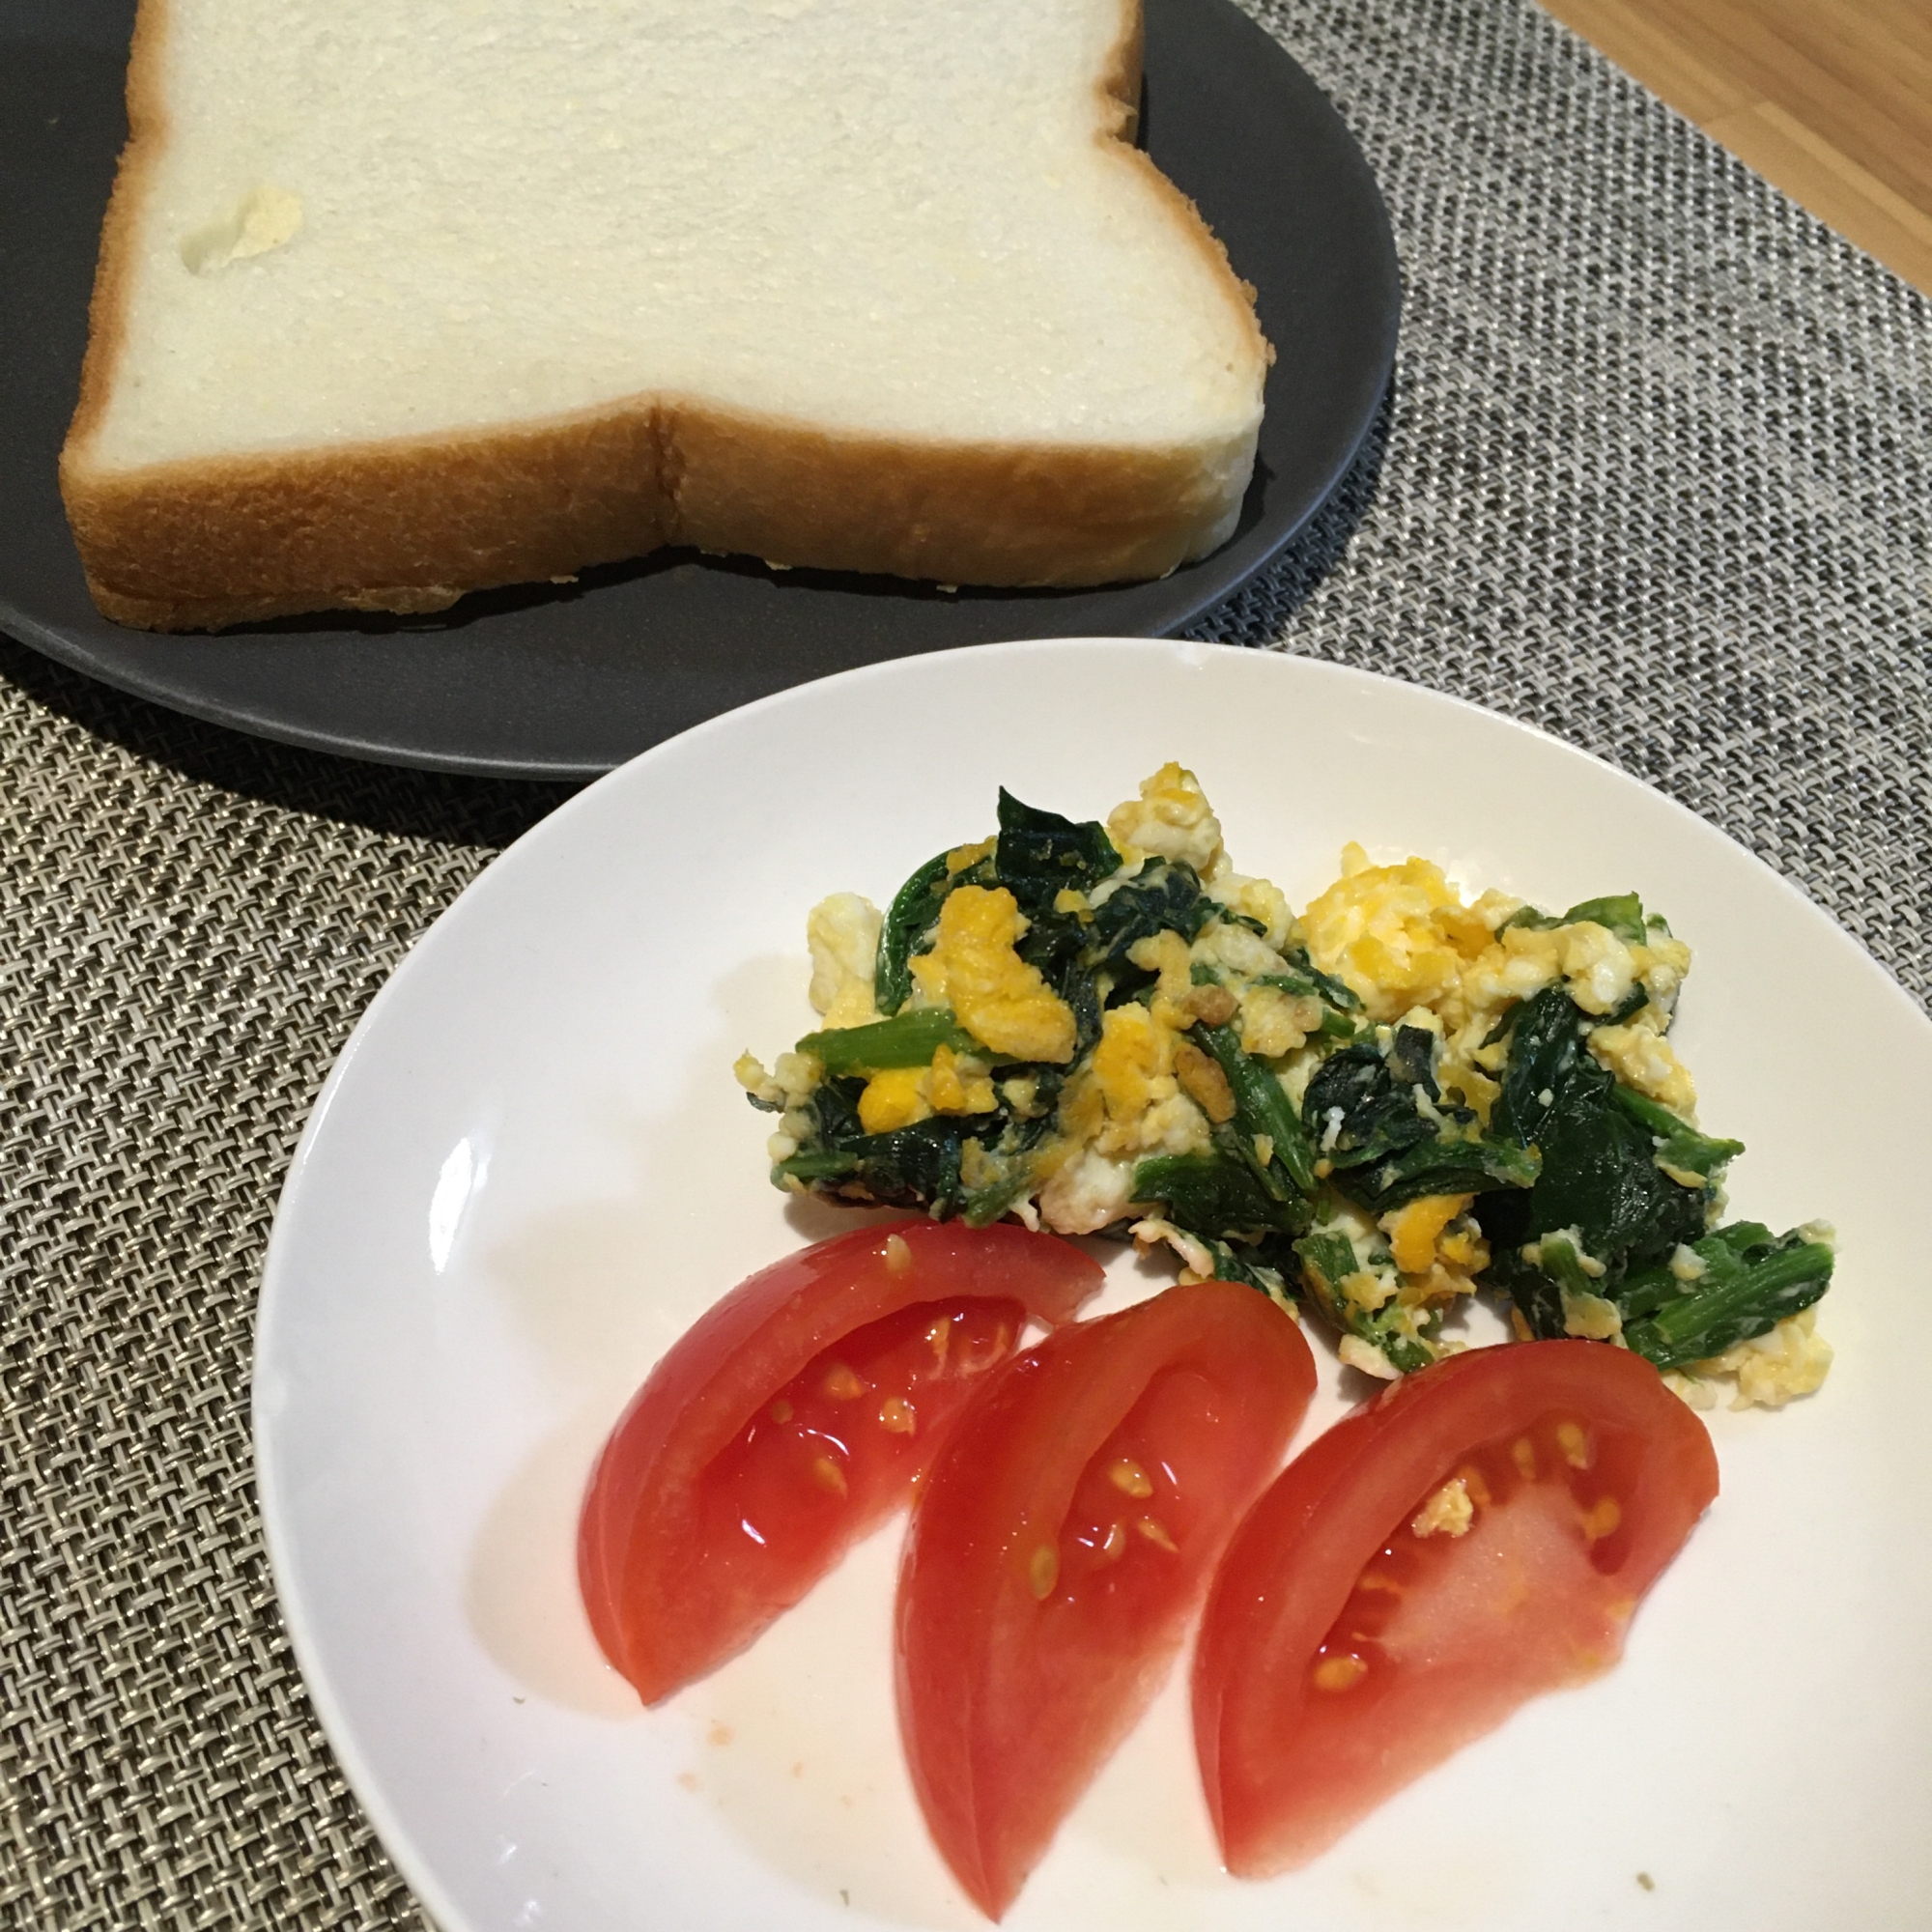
[927,1045,997,1117]
[1382,1193,1477,1276]
[858,1065,931,1133]
[1091,1002,1176,1129]
[908,886,1076,1065]
[1301,851,1495,1023]
[858,1045,998,1132]
[1104,760,1225,874]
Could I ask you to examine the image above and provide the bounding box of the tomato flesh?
[580,1220,1102,1704]
[684,1296,1022,1605]
[1193,1340,1719,1876]
[896,1281,1317,1919]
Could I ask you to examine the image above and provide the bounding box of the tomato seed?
[1107,1458,1154,1499]
[1313,1654,1368,1692]
[1457,1463,1494,1509]
[811,1456,848,1497]
[769,1399,794,1424]
[1099,1521,1127,1562]
[879,1398,917,1435]
[1556,1421,1593,1470]
[884,1233,913,1275]
[1135,1516,1179,1553]
[822,1363,866,1402]
[1579,1496,1622,1544]
[952,1322,1010,1378]
[1511,1436,1536,1479]
[1029,1544,1060,1599]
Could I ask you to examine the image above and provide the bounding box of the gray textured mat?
[1,0,1925,1926]
[1210,0,1930,1001]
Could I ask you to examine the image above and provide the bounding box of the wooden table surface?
[1540,0,1932,295]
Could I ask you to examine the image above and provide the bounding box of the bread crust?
[60,0,1268,632]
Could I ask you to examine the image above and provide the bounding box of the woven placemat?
[1,0,1925,1926]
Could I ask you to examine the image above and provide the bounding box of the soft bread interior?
[80,0,1264,472]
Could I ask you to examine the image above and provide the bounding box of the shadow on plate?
[0,380,1391,843]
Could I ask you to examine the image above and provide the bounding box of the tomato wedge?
[895,1280,1317,1919]
[1193,1339,1719,1876]
[580,1219,1102,1704]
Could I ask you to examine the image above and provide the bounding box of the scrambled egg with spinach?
[737,766,1834,1409]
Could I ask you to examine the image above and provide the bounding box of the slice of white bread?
[61,0,1269,631]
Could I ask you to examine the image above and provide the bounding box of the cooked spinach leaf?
[1258,952,1361,1010]
[1253,963,1361,1039]
[1009,904,1104,1058]
[773,1148,860,1181]
[1477,982,1737,1339]
[798,1007,983,1073]
[1293,1227,1436,1373]
[874,852,952,1016]
[1302,1029,1535,1213]
[1351,1134,1541,1213]
[1501,893,1649,945]
[1619,1223,1835,1370]
[1197,1022,1319,1195]
[1483,1054,1709,1286]
[1611,1085,1744,1179]
[959,1164,1036,1229]
[1196,1235,1298,1310]
[992,788,1120,910]
[957,1123,1055,1227]
[1132,1151,1301,1237]
[1087,862,1215,972]
[1303,1033,1439,1170]
[1488,983,1590,1146]
[773,1089,1002,1217]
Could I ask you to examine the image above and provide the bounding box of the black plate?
[0,0,1399,779]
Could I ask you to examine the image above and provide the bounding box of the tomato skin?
[580,1220,1102,1705]
[1193,1340,1719,1877]
[895,1281,1318,1920]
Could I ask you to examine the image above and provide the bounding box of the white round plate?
[256,639,1932,1932]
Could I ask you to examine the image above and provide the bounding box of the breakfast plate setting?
[4,0,1927,1924]
[256,640,1932,1932]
